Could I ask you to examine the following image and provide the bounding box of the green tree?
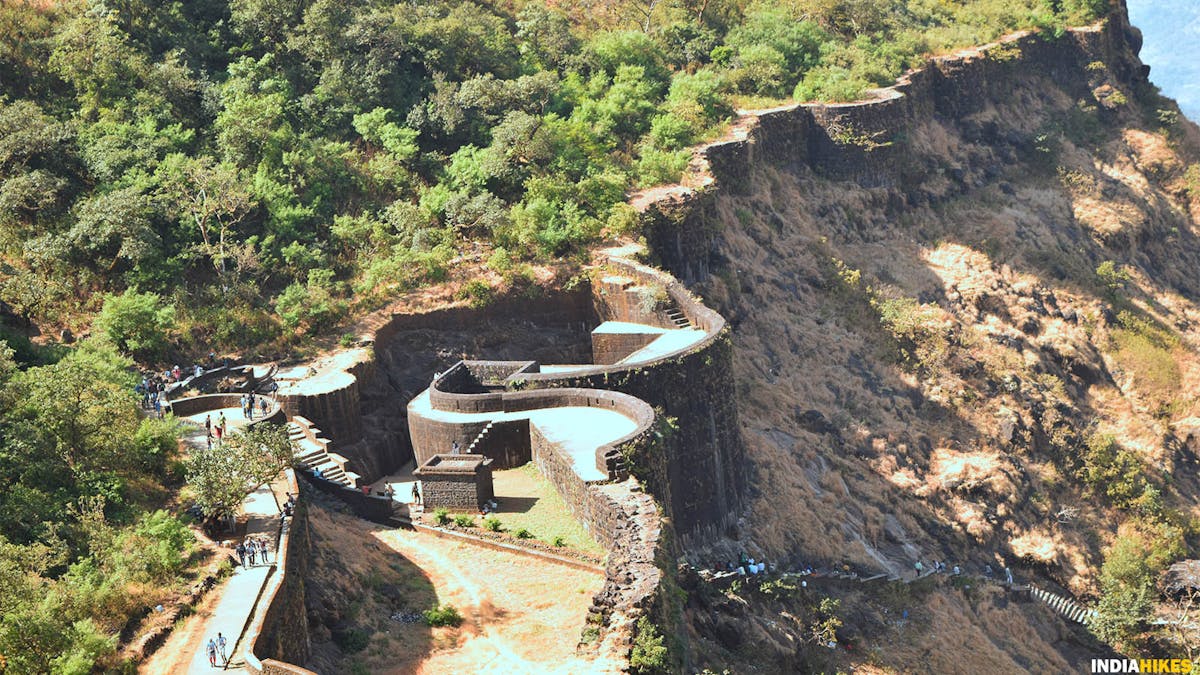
[93,288,176,358]
[186,423,294,521]
[158,154,255,286]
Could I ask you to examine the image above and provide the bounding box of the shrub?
[515,528,533,539]
[274,269,347,334]
[433,508,451,525]
[339,333,356,347]
[455,279,494,309]
[552,535,566,547]
[423,604,463,627]
[453,514,475,527]
[630,617,668,673]
[93,289,176,358]
[1095,260,1131,294]
[1081,433,1149,510]
[332,627,372,653]
[483,517,502,532]
[635,149,690,187]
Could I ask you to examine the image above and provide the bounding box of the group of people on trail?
[915,559,1013,584]
[205,412,228,448]
[235,537,271,567]
[205,631,228,668]
[240,393,267,419]
[136,373,172,418]
[734,551,770,576]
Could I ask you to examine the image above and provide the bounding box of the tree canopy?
[0,0,1108,353]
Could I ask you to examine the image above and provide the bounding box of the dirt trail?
[364,523,621,674]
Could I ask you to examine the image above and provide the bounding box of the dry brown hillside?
[676,19,1200,671]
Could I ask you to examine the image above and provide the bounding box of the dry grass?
[304,501,611,674]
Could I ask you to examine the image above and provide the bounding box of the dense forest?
[0,0,1115,671]
[0,0,1106,359]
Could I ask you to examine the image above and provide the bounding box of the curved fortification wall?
[256,13,1138,671]
[168,393,286,426]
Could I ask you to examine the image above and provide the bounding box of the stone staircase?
[464,422,493,455]
[287,418,360,489]
[1028,584,1096,625]
[664,307,690,328]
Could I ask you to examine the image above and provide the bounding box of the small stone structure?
[414,454,494,509]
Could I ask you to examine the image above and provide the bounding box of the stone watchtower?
[413,454,495,510]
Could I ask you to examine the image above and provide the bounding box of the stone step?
[295,449,327,466]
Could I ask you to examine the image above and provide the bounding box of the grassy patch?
[488,464,605,557]
[1109,311,1182,410]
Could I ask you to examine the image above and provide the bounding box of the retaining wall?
[168,394,285,427]
[242,470,314,674]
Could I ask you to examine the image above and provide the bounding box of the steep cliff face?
[646,10,1200,670]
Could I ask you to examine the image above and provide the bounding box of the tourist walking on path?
[206,638,218,667]
[240,394,248,419]
[914,560,924,579]
[259,397,268,416]
[1005,567,1014,585]
[235,542,246,567]
[247,542,257,566]
[217,632,228,663]
[412,483,421,505]
[258,538,270,564]
[205,414,212,437]
[218,412,227,435]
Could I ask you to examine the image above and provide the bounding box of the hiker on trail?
[952,565,961,576]
[172,365,182,381]
[412,483,421,505]
[153,397,163,419]
[194,364,203,378]
[235,542,246,566]
[206,638,218,667]
[217,632,228,663]
[914,560,924,577]
[1005,567,1014,585]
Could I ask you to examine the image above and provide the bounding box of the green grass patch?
[487,464,605,557]
[1110,311,1181,409]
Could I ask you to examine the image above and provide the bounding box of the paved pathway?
[178,483,279,673]
[141,416,284,674]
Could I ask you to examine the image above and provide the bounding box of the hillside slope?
[662,9,1200,670]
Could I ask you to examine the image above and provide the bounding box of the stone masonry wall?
[245,471,313,674]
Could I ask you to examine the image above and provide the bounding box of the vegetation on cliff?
[0,0,1107,356]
